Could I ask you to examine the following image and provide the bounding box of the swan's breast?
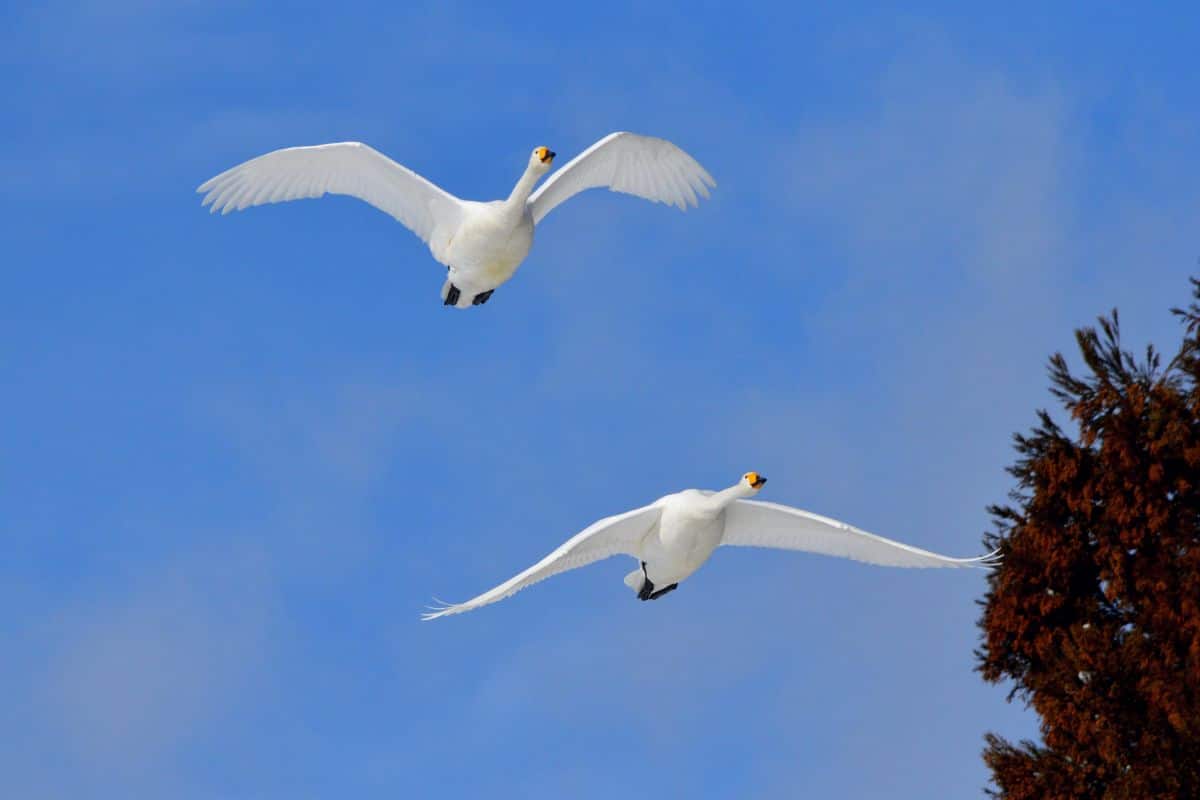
[442,206,534,281]
[655,498,724,568]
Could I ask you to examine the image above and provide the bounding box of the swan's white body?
[423,473,1000,620]
[434,197,535,303]
[641,488,730,588]
[197,133,715,307]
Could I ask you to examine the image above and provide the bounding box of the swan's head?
[530,146,556,172]
[742,471,767,492]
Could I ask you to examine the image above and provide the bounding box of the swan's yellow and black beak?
[536,146,556,164]
[747,472,767,489]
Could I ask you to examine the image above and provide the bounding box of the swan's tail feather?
[623,568,645,593]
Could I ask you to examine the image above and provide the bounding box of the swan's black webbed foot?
[444,284,461,306]
[648,583,678,600]
[472,290,494,306]
[637,561,677,601]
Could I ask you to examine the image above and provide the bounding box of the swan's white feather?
[421,503,661,620]
[721,499,998,568]
[528,132,715,224]
[197,142,463,245]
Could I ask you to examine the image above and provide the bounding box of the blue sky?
[3,2,1199,797]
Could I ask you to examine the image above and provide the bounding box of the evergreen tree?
[977,279,1200,799]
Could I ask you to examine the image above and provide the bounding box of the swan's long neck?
[504,165,542,215]
[707,482,755,512]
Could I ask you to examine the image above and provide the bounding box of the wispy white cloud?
[23,545,273,793]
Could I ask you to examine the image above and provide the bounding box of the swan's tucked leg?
[471,290,494,306]
[442,282,461,306]
[624,567,645,593]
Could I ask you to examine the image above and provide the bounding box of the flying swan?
[197,132,715,308]
[422,473,1000,620]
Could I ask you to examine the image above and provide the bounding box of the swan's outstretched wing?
[721,500,999,568]
[527,132,715,224]
[422,503,661,620]
[197,142,463,245]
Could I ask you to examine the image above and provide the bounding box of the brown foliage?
[977,278,1200,799]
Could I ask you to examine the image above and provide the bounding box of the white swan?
[422,472,999,620]
[197,132,715,308]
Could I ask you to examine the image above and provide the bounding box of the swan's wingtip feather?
[421,606,457,622]
[974,548,1004,568]
[421,597,461,621]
